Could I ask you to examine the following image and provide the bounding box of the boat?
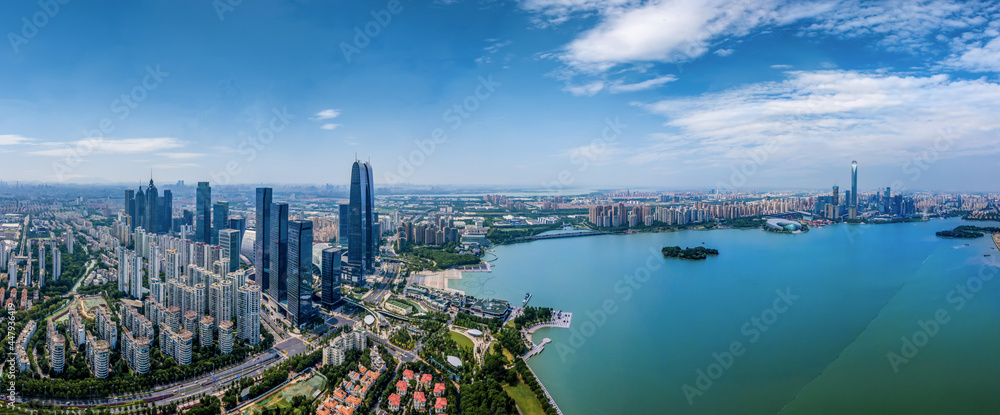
[523,292,531,306]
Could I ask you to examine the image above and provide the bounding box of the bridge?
[508,230,611,244]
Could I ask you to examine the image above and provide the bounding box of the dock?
[524,337,550,358]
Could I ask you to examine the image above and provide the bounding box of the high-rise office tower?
[146,178,158,234]
[348,161,375,281]
[321,247,342,307]
[196,182,212,243]
[125,189,136,230]
[255,188,272,292]
[268,202,289,303]
[161,189,172,234]
[832,186,839,205]
[851,161,858,207]
[850,160,858,219]
[229,216,246,241]
[213,201,229,245]
[135,186,146,232]
[338,203,349,246]
[287,220,313,327]
[220,229,241,274]
[883,187,891,214]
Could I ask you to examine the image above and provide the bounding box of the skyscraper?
[850,160,858,219]
[219,229,241,274]
[287,220,313,327]
[213,201,230,245]
[146,178,158,234]
[125,189,136,230]
[338,203,349,246]
[321,247,342,308]
[196,182,212,243]
[135,186,146,232]
[268,202,289,304]
[255,188,272,292]
[161,189,173,234]
[832,186,839,205]
[348,161,375,281]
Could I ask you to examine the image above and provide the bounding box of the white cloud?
[312,109,341,120]
[524,0,1000,74]
[943,35,1000,72]
[321,123,341,130]
[161,152,205,160]
[714,48,734,56]
[0,134,33,146]
[631,70,1000,169]
[564,81,606,96]
[771,64,793,69]
[557,0,831,72]
[27,137,185,157]
[608,75,678,93]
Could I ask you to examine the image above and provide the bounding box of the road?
[30,336,307,409]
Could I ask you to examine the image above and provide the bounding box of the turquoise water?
[450,218,1000,414]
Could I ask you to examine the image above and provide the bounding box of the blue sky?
[1,0,999,191]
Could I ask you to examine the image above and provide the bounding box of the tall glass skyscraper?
[125,189,135,230]
[220,229,241,274]
[213,201,230,244]
[851,161,858,207]
[255,188,272,292]
[268,202,289,303]
[338,203,349,247]
[161,189,172,234]
[348,161,375,282]
[196,182,212,243]
[287,220,313,327]
[146,178,158,233]
[135,186,145,232]
[321,247,342,307]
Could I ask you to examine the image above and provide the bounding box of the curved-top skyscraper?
[348,160,375,283]
[850,160,858,219]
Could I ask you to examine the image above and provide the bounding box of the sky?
[1,0,999,191]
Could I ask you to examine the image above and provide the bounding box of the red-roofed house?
[434,397,448,414]
[388,393,401,412]
[333,388,348,402]
[345,395,362,409]
[414,391,427,410]
[396,380,408,396]
[433,383,446,397]
[419,373,433,389]
[403,369,415,380]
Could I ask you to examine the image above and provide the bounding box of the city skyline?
[2,1,999,190]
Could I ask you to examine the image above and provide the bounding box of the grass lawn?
[449,330,475,350]
[504,382,546,415]
[501,347,515,363]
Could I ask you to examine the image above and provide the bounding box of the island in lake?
[661,245,719,260]
[935,225,1000,239]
